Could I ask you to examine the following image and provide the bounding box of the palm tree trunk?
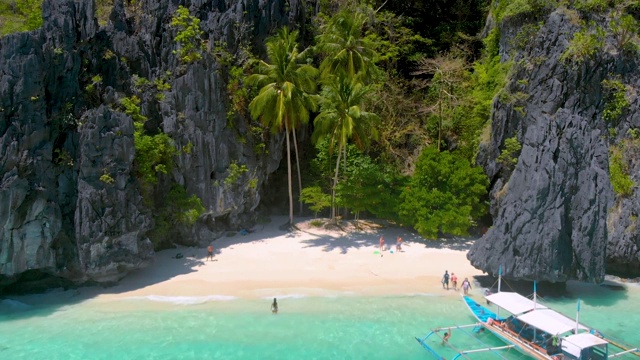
[285,120,294,226]
[292,128,303,215]
[438,90,442,151]
[331,142,343,222]
[342,143,348,218]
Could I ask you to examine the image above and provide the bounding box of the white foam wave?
[262,294,308,300]
[128,295,237,305]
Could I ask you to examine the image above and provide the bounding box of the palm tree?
[247,28,318,226]
[312,75,379,221]
[315,9,377,81]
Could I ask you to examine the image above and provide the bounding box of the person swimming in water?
[442,329,451,344]
[271,298,278,314]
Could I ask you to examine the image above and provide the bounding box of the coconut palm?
[247,27,318,226]
[315,9,377,81]
[312,75,380,220]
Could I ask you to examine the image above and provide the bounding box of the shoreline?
[86,216,485,301]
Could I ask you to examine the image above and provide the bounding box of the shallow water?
[1,281,639,360]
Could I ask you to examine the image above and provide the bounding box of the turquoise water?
[1,281,639,359]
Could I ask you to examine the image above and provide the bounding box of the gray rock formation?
[469,7,640,282]
[0,0,311,292]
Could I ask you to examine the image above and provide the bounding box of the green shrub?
[574,0,615,12]
[224,161,248,186]
[301,186,332,217]
[100,170,115,185]
[398,147,489,239]
[496,136,522,170]
[560,26,605,64]
[170,6,205,63]
[609,145,635,197]
[602,79,629,123]
[310,219,325,227]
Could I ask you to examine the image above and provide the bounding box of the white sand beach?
[93,216,485,301]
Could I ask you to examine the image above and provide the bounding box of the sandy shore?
[93,216,485,301]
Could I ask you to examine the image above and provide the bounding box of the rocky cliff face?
[0,0,310,292]
[468,6,640,282]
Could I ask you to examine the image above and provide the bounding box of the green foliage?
[224,161,248,186]
[170,6,205,64]
[120,96,147,124]
[0,0,43,34]
[398,147,488,239]
[602,78,629,123]
[96,0,114,26]
[496,136,522,171]
[363,7,432,71]
[154,78,172,92]
[574,0,615,12]
[85,74,103,95]
[300,186,332,217]
[336,149,405,221]
[134,132,176,185]
[120,96,176,185]
[147,184,206,248]
[310,219,325,227]
[454,55,511,161]
[310,139,404,221]
[611,14,639,54]
[483,27,501,60]
[492,0,557,22]
[315,7,378,81]
[100,170,115,185]
[226,65,251,121]
[54,148,74,167]
[167,184,205,225]
[609,145,635,197]
[560,25,605,64]
[18,0,42,29]
[512,22,543,50]
[183,141,193,154]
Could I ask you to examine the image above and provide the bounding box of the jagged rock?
[74,106,154,283]
[468,9,623,283]
[0,0,310,293]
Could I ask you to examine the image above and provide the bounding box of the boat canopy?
[561,333,609,358]
[485,292,547,315]
[517,309,588,335]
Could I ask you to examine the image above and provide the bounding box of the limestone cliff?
[468,5,640,282]
[0,0,310,292]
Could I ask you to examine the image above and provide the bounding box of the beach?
[4,216,640,360]
[92,216,485,301]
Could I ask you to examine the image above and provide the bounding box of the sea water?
[1,281,639,360]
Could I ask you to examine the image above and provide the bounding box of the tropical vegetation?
[9,0,637,240]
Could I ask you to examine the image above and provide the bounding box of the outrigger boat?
[417,267,640,360]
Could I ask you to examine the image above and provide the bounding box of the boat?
[462,269,640,360]
[417,268,639,360]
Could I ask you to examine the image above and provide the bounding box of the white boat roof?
[562,333,609,357]
[485,292,547,315]
[517,309,588,335]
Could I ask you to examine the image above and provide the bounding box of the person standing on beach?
[461,277,472,295]
[451,273,458,291]
[396,236,402,252]
[442,270,450,290]
[271,298,278,314]
[379,236,385,253]
[206,244,214,261]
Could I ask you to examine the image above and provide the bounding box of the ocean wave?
[0,299,32,310]
[128,295,237,305]
[262,294,308,300]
